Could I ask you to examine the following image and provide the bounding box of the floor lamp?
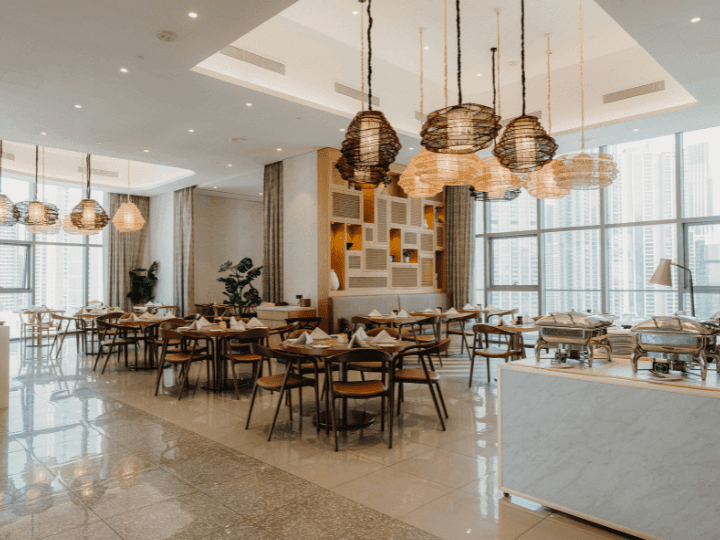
[649,258,695,317]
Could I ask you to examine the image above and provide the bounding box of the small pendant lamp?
[0,141,20,227]
[421,0,500,154]
[493,0,557,173]
[553,2,618,190]
[70,154,109,233]
[338,0,401,188]
[525,35,570,199]
[112,161,146,232]
[469,187,520,202]
[17,146,60,231]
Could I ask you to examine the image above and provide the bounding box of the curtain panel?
[105,194,150,309]
[263,161,284,303]
[174,187,195,316]
[445,186,475,307]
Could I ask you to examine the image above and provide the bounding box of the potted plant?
[217,258,262,309]
[127,261,159,306]
[402,250,413,263]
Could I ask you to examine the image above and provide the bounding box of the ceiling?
[0,0,718,199]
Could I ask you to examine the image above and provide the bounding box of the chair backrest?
[95,319,125,332]
[232,328,270,343]
[412,315,440,326]
[473,323,515,336]
[285,317,322,330]
[248,342,308,364]
[160,321,185,341]
[268,322,299,337]
[393,338,451,366]
[287,329,308,340]
[366,326,400,338]
[325,348,393,369]
[96,312,123,322]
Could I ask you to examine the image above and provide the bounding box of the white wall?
[148,192,174,305]
[193,193,264,305]
[283,151,318,306]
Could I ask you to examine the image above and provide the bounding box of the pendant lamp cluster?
[0,141,21,227]
[338,0,400,189]
[16,146,60,231]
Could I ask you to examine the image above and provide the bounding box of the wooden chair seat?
[395,368,440,382]
[151,338,181,346]
[101,338,134,346]
[164,352,193,363]
[257,373,314,390]
[474,346,513,358]
[332,380,386,398]
[227,353,262,363]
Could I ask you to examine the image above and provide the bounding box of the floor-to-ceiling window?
[0,175,105,338]
[475,128,720,322]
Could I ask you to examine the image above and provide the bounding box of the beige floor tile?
[439,432,499,459]
[348,438,436,466]
[332,467,453,518]
[545,512,634,539]
[400,490,543,540]
[391,448,494,489]
[235,438,324,467]
[271,448,386,489]
[516,518,620,540]
[459,469,551,518]
[39,520,123,540]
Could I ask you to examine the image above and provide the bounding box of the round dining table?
[278,337,414,430]
[492,322,539,360]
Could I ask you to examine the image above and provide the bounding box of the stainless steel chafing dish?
[631,316,720,380]
[535,312,614,367]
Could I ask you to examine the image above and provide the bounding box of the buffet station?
[499,312,720,540]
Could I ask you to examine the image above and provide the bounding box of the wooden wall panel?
[410,198,422,227]
[391,200,407,225]
[420,233,434,252]
[365,248,388,271]
[332,191,361,221]
[364,225,373,243]
[348,255,361,269]
[436,224,445,249]
[349,276,388,289]
[392,266,418,288]
[421,257,434,287]
[404,231,417,246]
[376,199,388,244]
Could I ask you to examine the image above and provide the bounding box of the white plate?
[373,342,397,346]
[311,344,331,349]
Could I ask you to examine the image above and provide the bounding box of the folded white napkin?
[349,332,368,348]
[110,307,123,312]
[79,308,88,315]
[463,304,474,310]
[89,309,102,315]
[309,327,329,340]
[423,308,434,314]
[385,312,397,319]
[193,317,211,329]
[294,331,313,345]
[231,319,246,330]
[397,310,410,318]
[132,313,141,322]
[354,327,368,340]
[164,311,176,319]
[370,330,395,345]
[523,314,532,324]
[149,313,165,322]
[445,307,459,315]
[139,311,151,320]
[368,309,382,317]
[486,304,496,311]
[246,317,265,328]
[498,317,506,326]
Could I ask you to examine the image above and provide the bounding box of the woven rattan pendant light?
[421,0,500,154]
[525,35,570,199]
[70,154,109,233]
[113,161,145,232]
[338,0,400,188]
[17,146,60,231]
[470,187,520,202]
[493,0,557,173]
[472,46,525,195]
[0,141,20,227]
[553,3,617,190]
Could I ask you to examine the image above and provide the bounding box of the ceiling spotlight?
[214,187,218,189]
[423,46,429,50]
[74,104,82,108]
[259,192,263,195]
[40,132,47,136]
[476,73,482,76]
[144,149,149,153]
[691,16,701,23]
[409,147,414,150]
[277,148,282,151]
[120,68,128,73]
[340,128,345,132]
[228,164,233,167]
[352,10,359,15]
[633,128,639,132]
[188,12,198,18]
[188,129,194,132]
[246,103,252,107]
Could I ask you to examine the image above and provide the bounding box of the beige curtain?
[174,187,195,316]
[263,162,283,303]
[106,194,150,309]
[445,186,475,307]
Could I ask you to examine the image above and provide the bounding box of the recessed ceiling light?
[277,148,282,151]
[228,164,233,167]
[144,149,149,152]
[691,16,701,23]
[188,12,198,18]
[352,10,359,15]
[340,128,345,132]
[40,132,47,136]
[188,129,194,132]
[259,192,263,195]
[476,73,482,76]
[120,68,128,73]
[214,186,218,189]
[423,46,429,50]
[633,128,639,132]
[74,104,82,108]
[246,103,252,107]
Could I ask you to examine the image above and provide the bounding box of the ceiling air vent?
[78,167,119,178]
[501,111,542,128]
[335,83,380,107]
[220,46,285,75]
[603,81,665,104]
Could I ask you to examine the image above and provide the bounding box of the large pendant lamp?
[70,154,109,233]
[421,0,500,154]
[525,35,570,199]
[112,161,146,232]
[338,0,401,188]
[493,0,557,173]
[553,3,617,190]
[16,146,60,231]
[0,141,20,227]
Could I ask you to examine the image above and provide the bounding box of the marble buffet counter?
[499,357,720,540]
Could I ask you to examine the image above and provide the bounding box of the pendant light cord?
[127,160,131,202]
[361,2,365,111]
[86,154,91,198]
[0,141,3,191]
[41,146,45,202]
[496,9,501,117]
[366,0,373,111]
[546,35,552,135]
[491,48,497,113]
[35,146,39,194]
[521,0,526,116]
[444,0,448,107]
[419,28,424,122]
[580,1,585,149]
[456,0,461,104]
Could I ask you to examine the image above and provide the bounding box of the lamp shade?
[398,150,443,198]
[493,116,557,174]
[649,258,673,287]
[470,156,525,193]
[0,194,20,227]
[112,201,145,232]
[70,199,109,232]
[525,161,570,199]
[340,110,401,186]
[413,151,482,192]
[552,152,618,190]
[421,104,500,155]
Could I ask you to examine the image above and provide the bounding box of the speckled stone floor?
[0,340,639,540]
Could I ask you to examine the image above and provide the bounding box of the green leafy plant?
[217,258,262,307]
[127,261,158,305]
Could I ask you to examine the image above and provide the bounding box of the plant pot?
[404,257,410,263]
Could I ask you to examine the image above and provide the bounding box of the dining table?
[117,318,164,370]
[74,310,125,355]
[278,336,414,430]
[23,308,65,348]
[493,322,539,360]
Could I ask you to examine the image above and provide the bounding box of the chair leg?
[230,361,240,400]
[298,387,303,418]
[469,353,476,388]
[435,383,449,419]
[396,382,403,416]
[94,346,104,371]
[287,388,293,421]
[177,360,192,401]
[101,347,113,374]
[268,386,287,442]
[245,380,260,429]
[154,361,165,396]
[426,380,446,431]
[380,395,385,432]
[313,380,321,433]
[328,389,339,452]
[486,357,491,383]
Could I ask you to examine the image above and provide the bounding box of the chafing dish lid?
[631,316,720,335]
[537,312,613,328]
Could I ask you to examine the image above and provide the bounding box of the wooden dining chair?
[268,322,299,342]
[49,313,86,357]
[446,312,479,356]
[285,317,322,331]
[94,319,138,374]
[394,339,451,431]
[347,327,399,382]
[325,349,395,452]
[221,328,270,400]
[245,343,321,441]
[154,323,211,400]
[470,323,524,385]
[401,316,443,366]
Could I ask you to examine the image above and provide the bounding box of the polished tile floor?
[0,339,640,540]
